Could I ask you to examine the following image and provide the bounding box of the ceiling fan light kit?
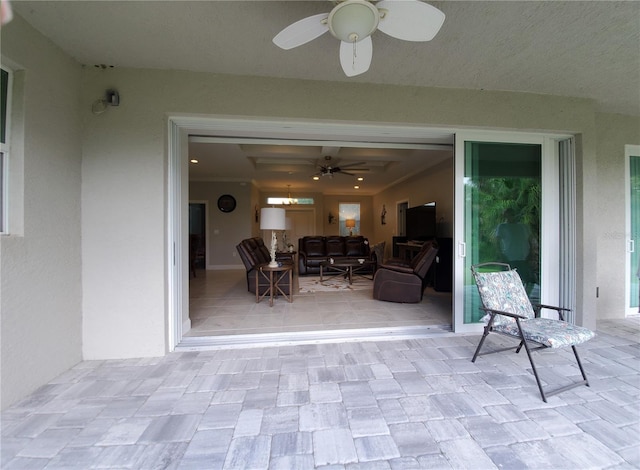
[273,0,445,77]
[328,0,379,43]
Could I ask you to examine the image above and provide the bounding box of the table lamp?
[345,219,356,236]
[260,207,286,267]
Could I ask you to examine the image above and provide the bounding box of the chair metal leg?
[471,326,491,363]
[517,331,548,402]
[518,324,591,402]
[572,345,590,386]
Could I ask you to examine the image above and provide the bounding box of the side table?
[256,264,293,307]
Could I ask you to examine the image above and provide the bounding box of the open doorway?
[169,116,456,349]
[189,202,206,275]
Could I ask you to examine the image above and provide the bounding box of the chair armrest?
[275,252,293,263]
[533,304,571,321]
[379,263,414,275]
[382,257,411,268]
[480,307,527,320]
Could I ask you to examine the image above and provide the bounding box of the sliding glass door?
[454,133,560,332]
[627,146,640,315]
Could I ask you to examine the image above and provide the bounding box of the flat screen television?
[406,202,437,241]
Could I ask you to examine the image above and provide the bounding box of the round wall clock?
[217,194,236,213]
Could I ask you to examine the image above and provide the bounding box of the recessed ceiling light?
[190,159,199,164]
[313,176,320,180]
[357,177,364,181]
[354,185,360,189]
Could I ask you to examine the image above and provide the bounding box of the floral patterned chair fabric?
[471,263,595,402]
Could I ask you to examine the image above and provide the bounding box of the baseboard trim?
[206,264,244,271]
[175,324,453,351]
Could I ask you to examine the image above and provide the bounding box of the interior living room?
[1,0,638,417]
[186,137,455,341]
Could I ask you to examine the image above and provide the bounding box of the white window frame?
[0,65,12,234]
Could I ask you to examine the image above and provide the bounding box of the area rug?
[298,276,373,293]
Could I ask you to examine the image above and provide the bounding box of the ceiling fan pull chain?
[352,41,357,67]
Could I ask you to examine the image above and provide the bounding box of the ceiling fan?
[273,0,445,77]
[314,156,369,178]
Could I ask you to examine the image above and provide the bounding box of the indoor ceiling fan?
[273,0,445,77]
[313,156,369,178]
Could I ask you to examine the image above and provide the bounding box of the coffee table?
[319,259,375,285]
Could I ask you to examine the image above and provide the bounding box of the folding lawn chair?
[471,262,595,402]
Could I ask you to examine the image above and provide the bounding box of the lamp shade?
[260,207,286,230]
[345,219,356,228]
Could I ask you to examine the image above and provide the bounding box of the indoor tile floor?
[187,270,452,337]
[1,316,638,469]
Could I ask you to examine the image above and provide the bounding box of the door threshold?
[175,324,453,351]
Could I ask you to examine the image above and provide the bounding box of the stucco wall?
[78,66,604,358]
[0,15,83,409]
[596,113,640,318]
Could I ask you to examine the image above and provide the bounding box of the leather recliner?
[373,242,438,303]
[236,237,292,295]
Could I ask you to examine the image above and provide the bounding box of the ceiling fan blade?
[339,171,357,176]
[339,36,372,77]
[337,161,367,169]
[273,13,330,50]
[376,0,445,42]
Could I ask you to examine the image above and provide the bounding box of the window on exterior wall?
[0,67,10,234]
[339,203,360,236]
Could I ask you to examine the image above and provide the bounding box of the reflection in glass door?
[458,140,542,328]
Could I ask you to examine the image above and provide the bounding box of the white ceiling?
[12,0,639,194]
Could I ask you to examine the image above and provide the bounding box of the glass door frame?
[453,131,569,333]
[625,145,640,316]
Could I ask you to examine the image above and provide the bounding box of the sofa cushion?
[253,238,271,264]
[345,236,369,257]
[301,236,326,257]
[326,236,346,257]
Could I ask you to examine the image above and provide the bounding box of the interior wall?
[77,64,606,357]
[373,159,454,260]
[0,15,83,409]
[595,112,640,319]
[189,181,250,269]
[258,189,326,240]
[250,183,261,238]
[322,195,374,237]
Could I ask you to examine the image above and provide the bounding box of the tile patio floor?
[1,317,638,469]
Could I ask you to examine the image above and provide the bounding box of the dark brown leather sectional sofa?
[297,235,373,275]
